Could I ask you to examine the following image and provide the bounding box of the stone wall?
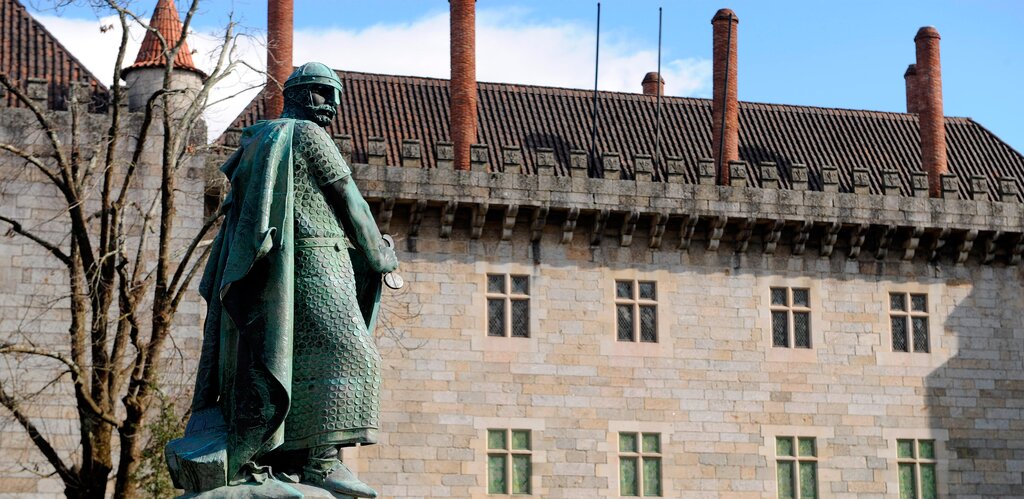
[347,216,1024,498]
[0,103,206,497]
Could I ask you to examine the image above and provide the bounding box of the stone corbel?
[440,201,458,239]
[530,206,549,242]
[875,225,896,260]
[561,207,580,244]
[820,222,842,257]
[679,215,698,251]
[1011,234,1024,265]
[929,228,951,261]
[734,218,755,253]
[620,210,640,247]
[649,213,669,249]
[471,203,489,239]
[903,227,924,261]
[409,199,428,240]
[591,209,610,246]
[957,229,978,264]
[983,231,1002,264]
[848,223,869,259]
[792,221,813,256]
[377,198,395,234]
[502,205,519,241]
[763,219,785,255]
[707,216,727,252]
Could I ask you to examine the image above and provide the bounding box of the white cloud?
[33,8,711,141]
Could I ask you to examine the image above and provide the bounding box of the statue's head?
[282,62,343,127]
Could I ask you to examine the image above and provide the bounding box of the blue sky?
[29,0,1024,153]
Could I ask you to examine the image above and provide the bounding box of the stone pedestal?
[178,480,356,499]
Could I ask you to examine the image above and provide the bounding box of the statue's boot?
[303,446,378,498]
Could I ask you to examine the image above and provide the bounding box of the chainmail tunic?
[279,120,382,450]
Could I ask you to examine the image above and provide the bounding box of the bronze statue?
[167,62,398,498]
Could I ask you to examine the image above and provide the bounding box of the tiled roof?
[0,0,107,109]
[125,0,203,76]
[225,70,1024,202]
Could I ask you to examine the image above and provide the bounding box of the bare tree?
[0,1,246,496]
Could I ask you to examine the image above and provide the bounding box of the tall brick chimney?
[904,64,920,114]
[266,0,293,118]
[450,0,477,171]
[711,8,739,185]
[914,26,947,197]
[642,72,664,96]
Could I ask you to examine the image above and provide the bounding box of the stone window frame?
[759,425,833,499]
[598,421,674,498]
[761,279,822,363]
[472,417,547,498]
[889,291,930,353]
[617,431,663,497]
[769,286,812,349]
[599,270,674,358]
[614,279,658,343]
[486,273,530,338]
[881,428,949,499]
[471,265,541,355]
[875,283,945,368]
[774,435,818,499]
[896,438,937,499]
[486,428,533,495]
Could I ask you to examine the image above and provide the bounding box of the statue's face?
[305,84,338,127]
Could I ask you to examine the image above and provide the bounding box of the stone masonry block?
[698,158,716,185]
[470,144,489,172]
[728,160,747,187]
[501,145,522,173]
[569,149,588,176]
[882,169,901,195]
[401,139,422,168]
[970,174,988,200]
[665,156,685,183]
[999,176,1019,202]
[852,168,870,194]
[820,165,840,192]
[789,163,809,190]
[911,171,929,197]
[26,78,48,106]
[367,136,387,166]
[759,162,779,189]
[333,134,353,164]
[535,147,555,176]
[941,173,959,199]
[435,141,454,169]
[633,154,654,181]
[601,152,621,179]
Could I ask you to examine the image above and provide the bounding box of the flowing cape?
[190,119,296,484]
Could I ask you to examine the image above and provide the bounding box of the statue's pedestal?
[178,480,356,499]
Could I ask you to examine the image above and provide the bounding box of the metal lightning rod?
[590,2,601,177]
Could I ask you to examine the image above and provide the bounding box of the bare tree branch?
[0,382,75,484]
[0,214,72,265]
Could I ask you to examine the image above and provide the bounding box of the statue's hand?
[372,243,399,274]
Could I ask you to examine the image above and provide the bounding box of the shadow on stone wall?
[927,265,1024,497]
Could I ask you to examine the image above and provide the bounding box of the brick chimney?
[266,0,294,118]
[914,26,947,197]
[450,0,477,171]
[904,64,920,114]
[711,8,739,185]
[642,72,664,96]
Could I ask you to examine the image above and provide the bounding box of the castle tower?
[122,0,205,114]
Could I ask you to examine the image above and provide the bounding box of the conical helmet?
[283,62,343,102]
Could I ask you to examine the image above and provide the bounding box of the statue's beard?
[308,104,336,126]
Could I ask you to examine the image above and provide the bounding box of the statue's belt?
[294,236,350,251]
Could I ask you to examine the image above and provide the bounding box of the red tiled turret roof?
[125,0,204,77]
[224,69,1024,202]
[0,0,107,109]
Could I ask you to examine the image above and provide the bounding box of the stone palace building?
[3,0,1024,497]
